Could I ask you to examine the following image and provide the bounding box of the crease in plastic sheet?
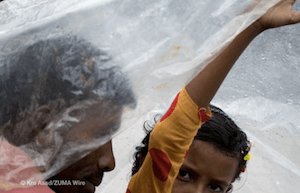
[0,0,299,193]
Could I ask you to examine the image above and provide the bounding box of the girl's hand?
[257,0,300,30]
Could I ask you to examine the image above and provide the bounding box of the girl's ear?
[3,105,52,146]
[226,184,233,193]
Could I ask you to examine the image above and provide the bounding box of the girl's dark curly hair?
[132,104,250,182]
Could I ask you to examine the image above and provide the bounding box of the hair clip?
[244,153,251,161]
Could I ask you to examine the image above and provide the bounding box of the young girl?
[132,105,249,193]
[126,1,300,193]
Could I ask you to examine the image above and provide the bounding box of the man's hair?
[131,104,250,181]
[0,35,136,145]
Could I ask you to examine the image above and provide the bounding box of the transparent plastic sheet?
[1,0,299,193]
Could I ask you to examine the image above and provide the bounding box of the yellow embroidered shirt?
[127,88,211,193]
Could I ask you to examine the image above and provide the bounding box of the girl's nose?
[97,140,116,171]
[195,183,206,193]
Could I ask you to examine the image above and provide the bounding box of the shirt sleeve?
[2,186,55,193]
[127,88,211,193]
[0,140,55,193]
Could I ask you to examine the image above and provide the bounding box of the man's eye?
[209,184,224,193]
[177,169,192,182]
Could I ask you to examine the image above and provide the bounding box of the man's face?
[45,101,122,193]
[47,140,115,193]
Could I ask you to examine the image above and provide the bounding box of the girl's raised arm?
[186,0,300,108]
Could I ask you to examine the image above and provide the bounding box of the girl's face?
[172,140,239,193]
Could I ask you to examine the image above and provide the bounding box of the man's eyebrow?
[98,119,121,136]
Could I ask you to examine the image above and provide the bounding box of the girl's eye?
[177,169,192,182]
[209,184,224,193]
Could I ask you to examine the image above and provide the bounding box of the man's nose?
[97,140,116,171]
